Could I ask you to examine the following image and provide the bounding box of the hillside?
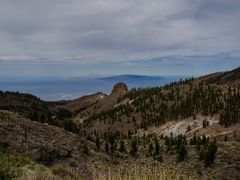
[201,67,240,85]
[1,67,240,179]
[0,110,111,179]
[73,82,128,124]
[0,91,51,119]
[77,67,240,135]
[1,110,240,179]
[0,91,79,134]
[60,92,107,113]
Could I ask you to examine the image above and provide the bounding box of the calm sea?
[0,76,184,101]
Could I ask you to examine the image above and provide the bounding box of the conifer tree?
[224,135,228,142]
[119,140,126,153]
[148,143,154,156]
[177,144,187,162]
[154,138,160,156]
[105,142,109,154]
[130,138,138,157]
[204,141,218,167]
[95,135,100,150]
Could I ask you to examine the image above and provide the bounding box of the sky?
[0,0,240,78]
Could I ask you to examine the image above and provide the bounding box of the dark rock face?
[111,82,128,95]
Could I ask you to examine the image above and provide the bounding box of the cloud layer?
[0,0,240,76]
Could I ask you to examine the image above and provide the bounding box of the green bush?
[0,153,16,179]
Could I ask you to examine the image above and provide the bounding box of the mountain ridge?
[97,74,186,84]
[98,74,165,81]
[200,66,240,85]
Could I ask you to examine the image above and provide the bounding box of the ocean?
[0,75,184,101]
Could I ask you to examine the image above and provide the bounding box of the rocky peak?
[111,82,128,95]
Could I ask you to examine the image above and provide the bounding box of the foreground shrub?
[0,152,31,179]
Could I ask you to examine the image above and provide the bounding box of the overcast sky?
[0,0,240,78]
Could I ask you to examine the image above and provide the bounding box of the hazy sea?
[0,75,184,101]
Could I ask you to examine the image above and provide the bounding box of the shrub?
[0,152,31,179]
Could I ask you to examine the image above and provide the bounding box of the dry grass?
[92,165,187,180]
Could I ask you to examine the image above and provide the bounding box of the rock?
[111,82,128,95]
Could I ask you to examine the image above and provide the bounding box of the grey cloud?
[0,0,239,68]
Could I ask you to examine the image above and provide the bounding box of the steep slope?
[0,110,86,164]
[0,110,114,179]
[0,91,51,119]
[0,90,80,134]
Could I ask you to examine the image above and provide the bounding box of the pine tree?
[177,144,187,162]
[190,133,197,145]
[130,138,138,157]
[199,150,205,161]
[148,143,154,156]
[204,141,218,167]
[119,140,126,153]
[105,142,109,154]
[203,118,209,128]
[83,144,89,155]
[196,140,201,151]
[154,138,163,162]
[154,138,160,156]
[110,144,115,155]
[224,135,228,142]
[95,135,100,150]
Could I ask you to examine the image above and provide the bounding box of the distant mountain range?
[98,74,180,81]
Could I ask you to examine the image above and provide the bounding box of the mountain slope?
[1,110,240,179]
[73,82,128,124]
[201,66,240,85]
[79,67,240,134]
[0,110,111,179]
[1,67,240,179]
[0,91,50,117]
[60,92,107,113]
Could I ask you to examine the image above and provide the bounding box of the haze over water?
[0,75,183,101]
